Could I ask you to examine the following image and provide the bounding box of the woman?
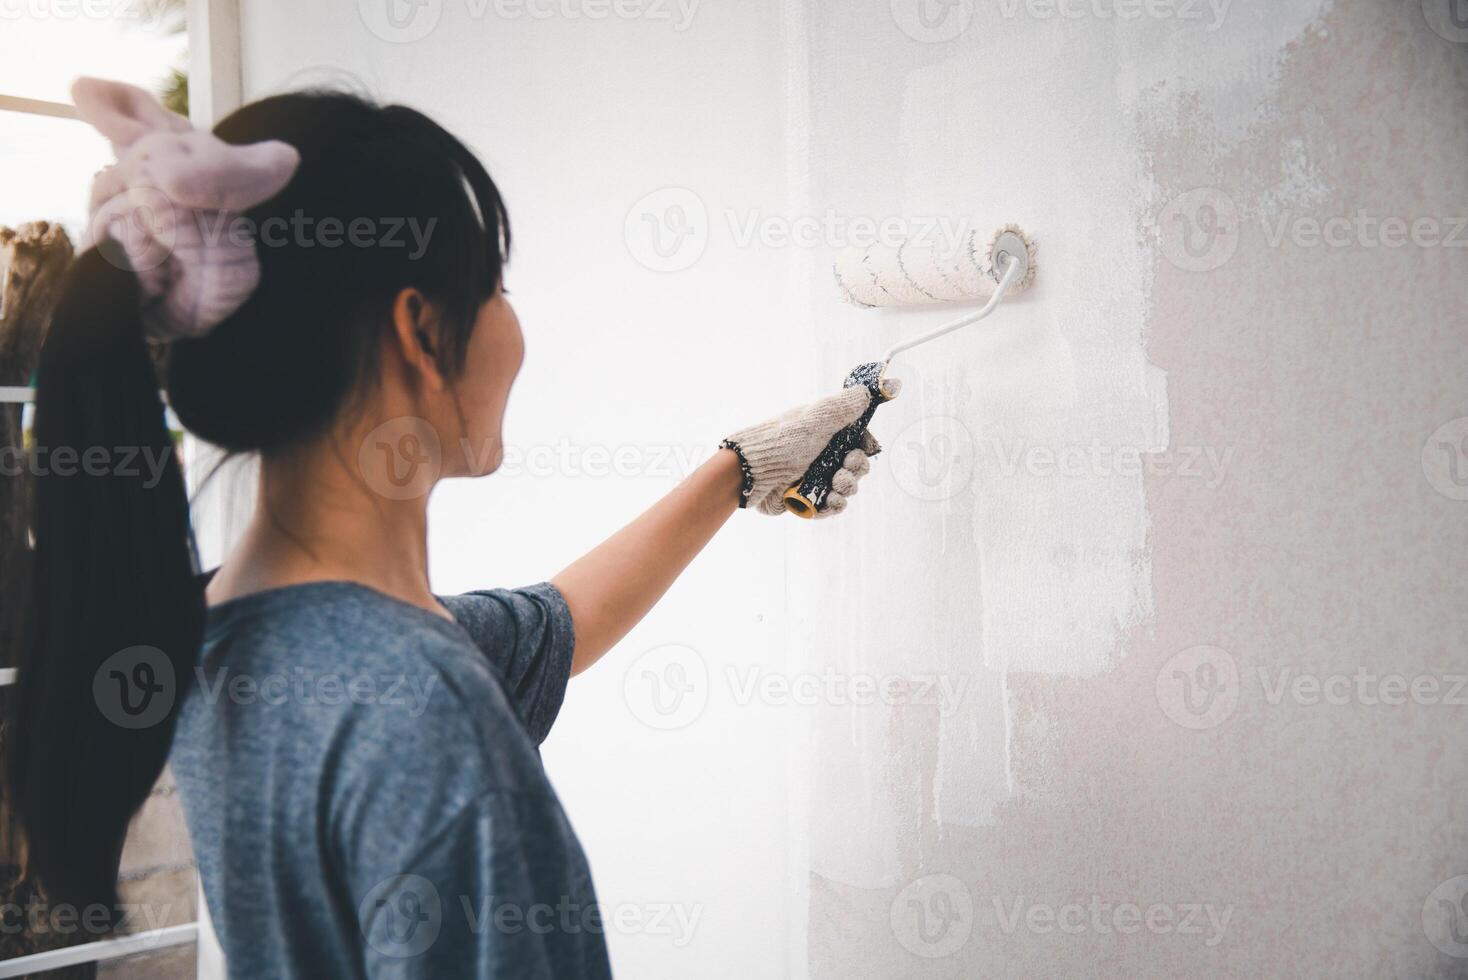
[3,80,895,977]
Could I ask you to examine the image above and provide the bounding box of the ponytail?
[3,82,511,913]
[5,246,203,914]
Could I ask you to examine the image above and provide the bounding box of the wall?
[237,2,799,977]
[790,1,1468,976]
[231,1,1468,977]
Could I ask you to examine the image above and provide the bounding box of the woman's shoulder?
[193,580,536,771]
[205,580,489,673]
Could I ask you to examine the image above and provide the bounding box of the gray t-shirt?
[170,580,612,978]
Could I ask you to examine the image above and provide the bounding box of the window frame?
[0,1,241,975]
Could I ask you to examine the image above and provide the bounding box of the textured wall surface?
[791,1,1468,976]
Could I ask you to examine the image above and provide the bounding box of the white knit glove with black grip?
[722,378,902,517]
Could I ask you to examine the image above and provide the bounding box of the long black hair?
[4,91,509,913]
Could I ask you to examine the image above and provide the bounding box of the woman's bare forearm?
[553,448,744,675]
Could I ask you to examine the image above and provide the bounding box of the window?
[1,4,238,976]
[0,3,188,240]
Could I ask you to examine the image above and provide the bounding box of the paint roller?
[781,224,1037,517]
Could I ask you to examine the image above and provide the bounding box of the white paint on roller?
[832,224,1035,308]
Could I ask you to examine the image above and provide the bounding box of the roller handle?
[782,361,894,518]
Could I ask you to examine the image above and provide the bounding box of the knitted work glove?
[722,374,902,517]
